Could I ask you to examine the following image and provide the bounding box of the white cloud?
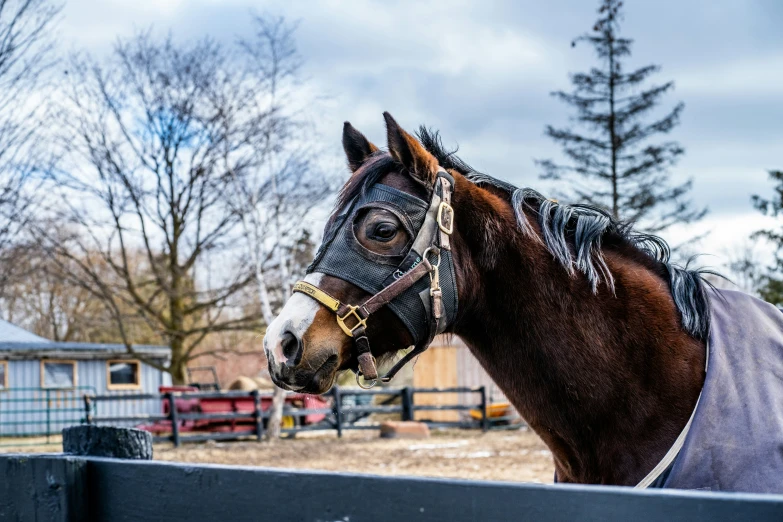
[666,211,778,263]
[674,54,783,97]
[52,0,783,260]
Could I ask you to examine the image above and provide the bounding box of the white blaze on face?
[263,273,324,367]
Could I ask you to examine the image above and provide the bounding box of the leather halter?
[292,170,455,388]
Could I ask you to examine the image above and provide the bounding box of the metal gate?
[0,387,95,445]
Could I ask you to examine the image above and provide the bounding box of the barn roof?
[0,319,49,343]
[0,319,170,359]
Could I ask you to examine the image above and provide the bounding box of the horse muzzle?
[265,332,341,394]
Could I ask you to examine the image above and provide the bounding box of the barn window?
[107,360,141,390]
[41,361,77,388]
[0,361,7,389]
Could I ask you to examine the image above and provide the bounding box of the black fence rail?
[84,386,522,446]
[3,451,783,521]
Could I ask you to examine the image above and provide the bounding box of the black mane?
[333,152,400,215]
[417,127,713,342]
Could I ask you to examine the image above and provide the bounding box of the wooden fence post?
[252,390,264,442]
[0,426,153,520]
[401,387,414,421]
[166,392,181,448]
[63,425,153,460]
[46,388,51,443]
[83,395,93,425]
[332,386,343,438]
[0,454,88,521]
[479,386,489,432]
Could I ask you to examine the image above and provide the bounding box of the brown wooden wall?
[411,343,460,421]
[411,336,512,422]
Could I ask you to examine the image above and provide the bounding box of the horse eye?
[368,222,398,242]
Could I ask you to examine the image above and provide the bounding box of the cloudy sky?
[59,0,783,265]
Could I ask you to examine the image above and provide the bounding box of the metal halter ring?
[356,372,378,389]
[422,246,442,269]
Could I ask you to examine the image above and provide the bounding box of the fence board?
[66,456,783,522]
[2,454,783,521]
[0,454,88,521]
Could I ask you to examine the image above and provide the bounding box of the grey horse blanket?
[660,288,783,492]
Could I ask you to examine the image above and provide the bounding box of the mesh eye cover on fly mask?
[307,182,458,344]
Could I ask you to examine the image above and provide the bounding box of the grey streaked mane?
[417,127,713,342]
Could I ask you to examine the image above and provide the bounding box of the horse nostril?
[280,331,302,366]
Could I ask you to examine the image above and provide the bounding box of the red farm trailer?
[139,384,331,434]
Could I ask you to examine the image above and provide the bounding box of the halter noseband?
[292,169,456,388]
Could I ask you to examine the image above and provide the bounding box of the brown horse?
[263,113,710,487]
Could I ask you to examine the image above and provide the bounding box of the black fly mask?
[293,168,459,387]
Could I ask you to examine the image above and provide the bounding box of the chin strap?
[292,170,455,388]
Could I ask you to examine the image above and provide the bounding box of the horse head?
[264,113,455,394]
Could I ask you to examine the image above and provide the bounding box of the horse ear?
[383,112,439,185]
[342,122,378,173]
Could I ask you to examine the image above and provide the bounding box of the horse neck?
[448,178,705,485]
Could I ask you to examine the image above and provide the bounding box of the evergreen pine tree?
[751,170,783,306]
[538,0,705,233]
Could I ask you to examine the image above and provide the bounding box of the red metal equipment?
[140,385,331,434]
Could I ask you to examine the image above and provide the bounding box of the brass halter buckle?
[437,201,454,234]
[336,305,367,338]
[292,282,368,338]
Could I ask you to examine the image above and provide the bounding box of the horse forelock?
[332,152,397,219]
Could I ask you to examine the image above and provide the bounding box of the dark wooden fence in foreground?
[83,385,520,446]
[2,424,783,522]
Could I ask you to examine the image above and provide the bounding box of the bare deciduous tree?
[40,30,308,382]
[718,242,766,295]
[0,241,159,343]
[224,16,332,439]
[0,0,60,296]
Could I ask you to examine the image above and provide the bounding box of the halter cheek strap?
[292,170,456,387]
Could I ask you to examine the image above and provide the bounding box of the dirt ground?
[0,428,555,484]
[154,428,555,484]
[0,435,62,452]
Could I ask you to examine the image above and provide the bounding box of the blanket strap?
[635,340,710,489]
[635,392,702,488]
